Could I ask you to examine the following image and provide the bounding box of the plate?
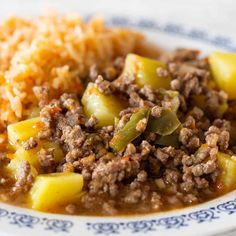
[1,0,236,235]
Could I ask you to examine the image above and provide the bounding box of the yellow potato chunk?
[29,172,83,211]
[209,51,236,99]
[7,117,43,148]
[7,156,38,180]
[217,152,236,190]
[122,53,171,89]
[15,142,64,172]
[15,148,39,171]
[82,83,126,127]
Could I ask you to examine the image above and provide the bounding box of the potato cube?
[29,172,83,211]
[122,53,171,89]
[7,156,38,180]
[15,142,64,172]
[217,152,236,190]
[15,148,39,171]
[7,117,43,147]
[82,83,126,127]
[209,51,236,99]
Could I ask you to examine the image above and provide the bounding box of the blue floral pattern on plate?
[104,16,236,51]
[0,199,236,235]
[1,198,235,234]
[86,199,236,235]
[0,209,74,233]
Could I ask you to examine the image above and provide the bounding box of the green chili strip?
[155,133,179,148]
[109,108,150,152]
[147,109,181,136]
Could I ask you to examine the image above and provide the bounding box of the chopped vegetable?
[14,142,64,172]
[29,172,83,211]
[122,53,171,89]
[147,109,181,136]
[209,51,236,99]
[7,117,43,148]
[82,83,126,127]
[217,152,236,190]
[14,147,39,171]
[7,156,38,180]
[192,94,228,117]
[110,108,150,152]
[7,116,64,172]
[155,132,180,148]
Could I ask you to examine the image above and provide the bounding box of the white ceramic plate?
[1,0,236,235]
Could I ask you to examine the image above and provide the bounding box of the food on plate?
[121,53,171,89]
[0,13,236,216]
[209,51,236,99]
[29,172,83,211]
[82,82,126,127]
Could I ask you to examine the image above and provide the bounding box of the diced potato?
[122,53,171,89]
[15,142,64,172]
[7,156,38,180]
[7,117,64,172]
[41,142,64,162]
[7,117,43,148]
[192,94,228,117]
[217,152,236,190]
[15,148,39,171]
[209,51,236,99]
[29,172,83,211]
[82,83,126,127]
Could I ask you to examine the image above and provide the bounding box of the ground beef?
[11,160,34,194]
[85,115,98,128]
[140,85,156,102]
[154,148,169,164]
[136,118,148,132]
[33,86,50,108]
[65,204,77,214]
[23,137,38,150]
[38,148,56,172]
[151,105,162,117]
[89,158,140,197]
[169,63,208,99]
[140,140,152,156]
[191,160,217,176]
[95,75,113,95]
[89,58,124,82]
[156,67,169,78]
[179,127,200,151]
[61,125,85,150]
[205,125,230,151]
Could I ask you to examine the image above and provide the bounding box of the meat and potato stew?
[1,14,236,216]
